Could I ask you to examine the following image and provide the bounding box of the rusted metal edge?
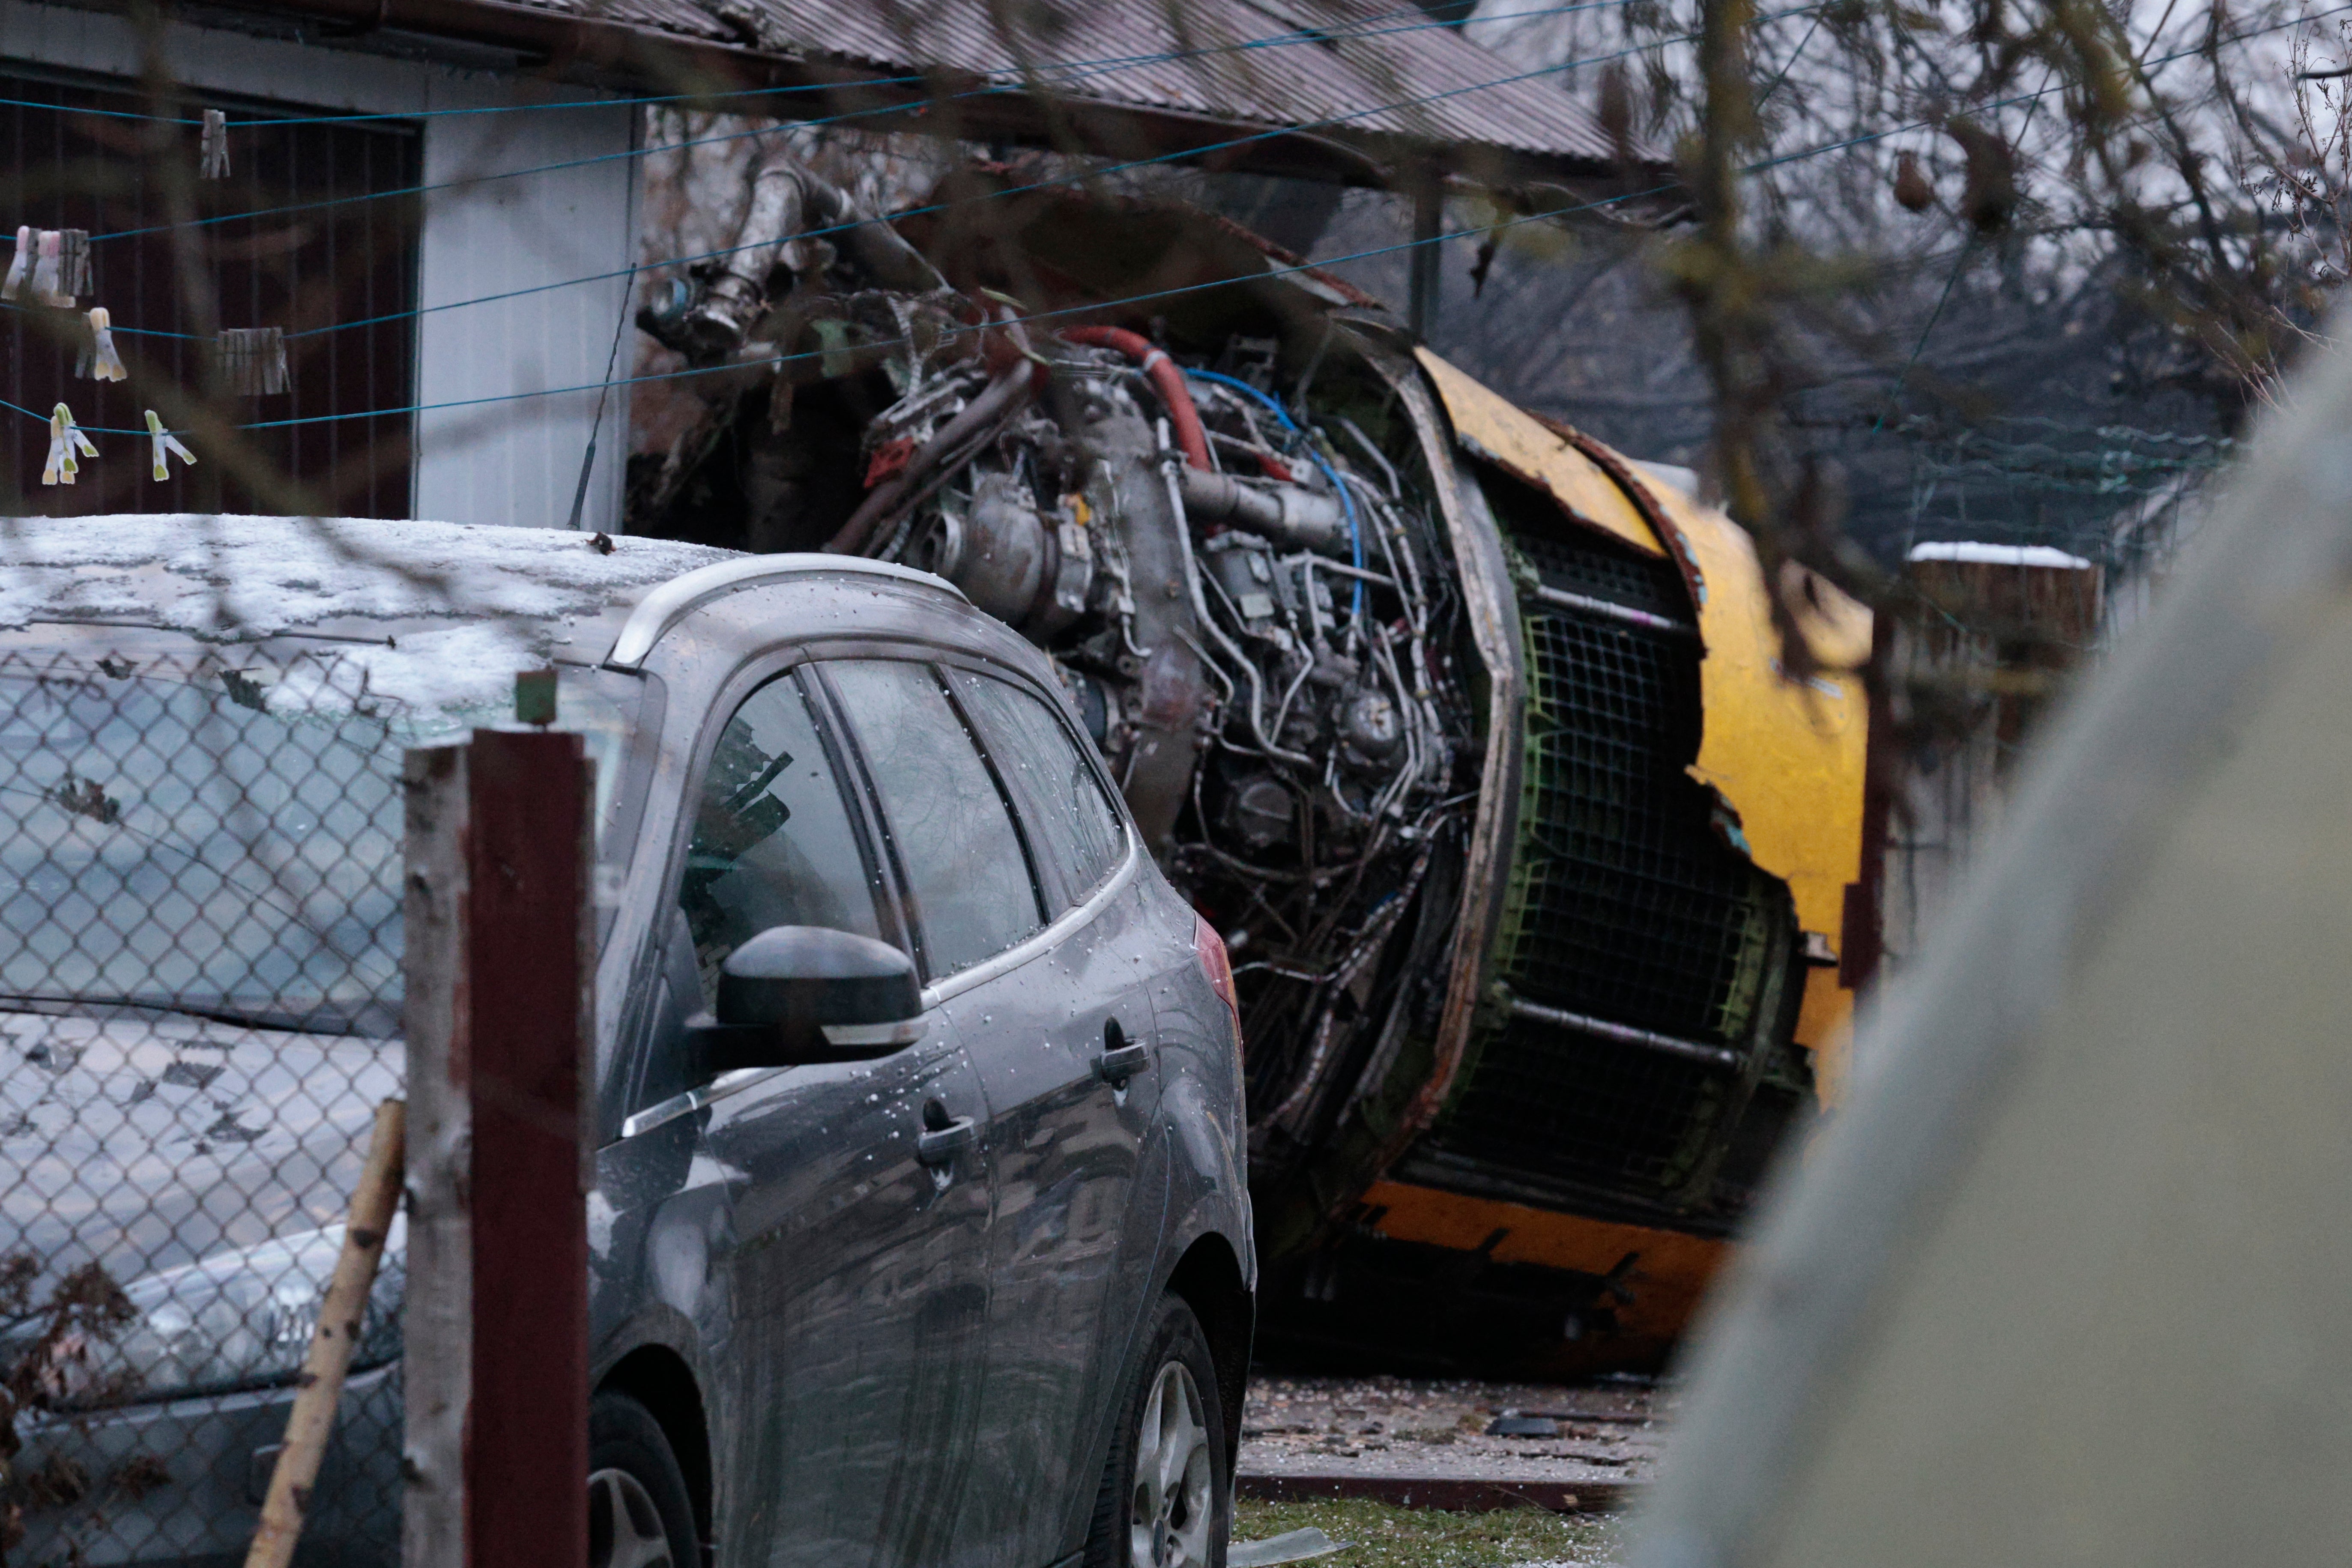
[1537,417,1710,616]
[1237,1470,1647,1514]
[1451,428,1662,560]
[1355,340,1524,1173]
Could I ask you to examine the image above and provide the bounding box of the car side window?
[677,670,886,1000]
[947,669,1128,909]
[825,659,1045,978]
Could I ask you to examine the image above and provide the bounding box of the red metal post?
[403,729,592,1568]
[465,729,592,1566]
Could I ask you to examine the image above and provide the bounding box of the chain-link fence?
[1,646,407,1567]
[1898,415,2239,617]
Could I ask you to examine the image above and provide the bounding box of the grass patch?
[1234,1497,1623,1568]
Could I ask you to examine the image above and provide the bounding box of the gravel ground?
[1239,1372,1672,1485]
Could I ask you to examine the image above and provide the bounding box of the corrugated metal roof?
[522,0,1641,179]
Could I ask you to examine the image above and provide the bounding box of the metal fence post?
[402,728,593,1568]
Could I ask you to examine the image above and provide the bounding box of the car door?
[611,665,992,1568]
[932,663,1171,1568]
[815,656,1067,1566]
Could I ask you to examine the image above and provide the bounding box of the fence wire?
[1899,415,2239,588]
[1,646,404,1568]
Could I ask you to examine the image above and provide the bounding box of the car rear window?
[825,660,1044,979]
[947,669,1127,910]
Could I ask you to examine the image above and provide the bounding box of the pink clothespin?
[30,230,66,308]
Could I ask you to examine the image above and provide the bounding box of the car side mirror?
[688,926,925,1073]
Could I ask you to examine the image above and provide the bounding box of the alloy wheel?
[588,1466,675,1568]
[1128,1359,1215,1568]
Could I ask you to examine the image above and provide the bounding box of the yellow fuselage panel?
[1414,348,1666,559]
[1634,472,1871,948]
[1361,1179,1730,1365]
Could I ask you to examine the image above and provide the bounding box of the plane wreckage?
[629,157,1871,1372]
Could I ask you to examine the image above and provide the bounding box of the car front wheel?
[1085,1293,1231,1568]
[589,1389,699,1568]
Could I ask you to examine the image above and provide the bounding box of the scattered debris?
[1239,1373,1669,1492]
[159,1061,224,1091]
[48,771,121,826]
[200,1113,260,1144]
[219,668,269,712]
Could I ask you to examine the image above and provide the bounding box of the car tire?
[589,1389,699,1568]
[1082,1292,1231,1568]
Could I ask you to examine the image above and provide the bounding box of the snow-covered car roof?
[0,514,735,640]
[0,514,740,717]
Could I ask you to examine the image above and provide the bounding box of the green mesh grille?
[1437,521,1788,1195]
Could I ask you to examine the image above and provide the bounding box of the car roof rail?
[604,553,968,671]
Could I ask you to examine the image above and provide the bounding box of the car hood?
[0,1008,402,1295]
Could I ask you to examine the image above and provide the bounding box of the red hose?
[1059,326,1212,472]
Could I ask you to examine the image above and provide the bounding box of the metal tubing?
[1530,582,1700,639]
[1503,993,1740,1070]
[1160,439,1316,767]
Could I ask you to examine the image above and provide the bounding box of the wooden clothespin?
[146,410,196,481]
[60,230,90,299]
[216,327,289,395]
[43,404,98,486]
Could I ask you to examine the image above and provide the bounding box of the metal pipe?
[1305,556,1398,589]
[1157,434,1315,768]
[823,361,1031,555]
[1502,994,1740,1070]
[1530,582,1700,639]
[1063,326,1212,471]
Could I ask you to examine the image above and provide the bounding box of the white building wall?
[2,0,636,533]
[412,96,636,533]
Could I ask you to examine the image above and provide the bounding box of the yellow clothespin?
[83,308,127,381]
[146,410,196,481]
[43,404,97,486]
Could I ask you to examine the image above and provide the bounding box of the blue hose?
[1181,368,1366,621]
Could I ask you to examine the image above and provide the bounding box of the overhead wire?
[179,9,1805,346]
[3,0,1757,348]
[9,0,2344,438]
[64,0,1730,256]
[0,0,1652,133]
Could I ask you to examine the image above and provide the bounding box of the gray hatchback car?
[0,514,1252,1568]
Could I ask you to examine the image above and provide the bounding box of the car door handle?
[1094,1042,1152,1086]
[916,1114,977,1166]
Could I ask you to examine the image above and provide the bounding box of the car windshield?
[0,642,640,1038]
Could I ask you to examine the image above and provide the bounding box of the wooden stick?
[243,1098,407,1568]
